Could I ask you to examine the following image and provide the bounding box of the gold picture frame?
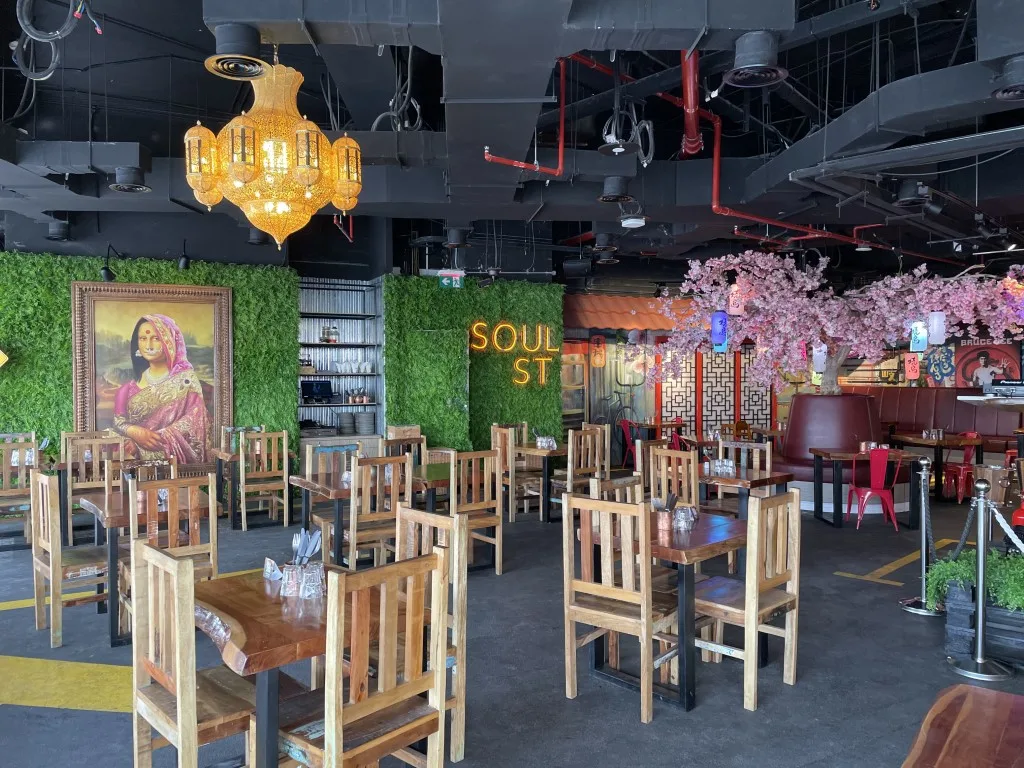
[72,282,233,464]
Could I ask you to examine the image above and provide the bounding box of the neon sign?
[470,321,557,385]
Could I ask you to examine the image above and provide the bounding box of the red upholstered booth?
[842,386,1021,453]
[774,394,892,484]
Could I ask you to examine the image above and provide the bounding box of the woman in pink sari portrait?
[111,314,210,463]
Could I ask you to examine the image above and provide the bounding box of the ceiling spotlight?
[855,243,872,252]
[178,240,190,270]
[1003,239,1018,252]
[598,176,634,204]
[100,245,119,282]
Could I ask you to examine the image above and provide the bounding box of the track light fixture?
[101,244,120,282]
[178,239,190,270]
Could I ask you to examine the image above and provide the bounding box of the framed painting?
[72,282,232,465]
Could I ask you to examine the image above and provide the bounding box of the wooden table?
[589,512,748,712]
[891,433,984,502]
[697,467,794,521]
[902,684,1024,767]
[77,488,211,647]
[750,427,784,445]
[809,448,921,529]
[289,463,451,563]
[516,444,568,523]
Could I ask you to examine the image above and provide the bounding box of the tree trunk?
[819,345,851,396]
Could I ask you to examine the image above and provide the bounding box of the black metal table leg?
[976,443,984,467]
[286,484,295,527]
[812,455,824,524]
[108,525,130,647]
[541,456,552,523]
[907,463,921,530]
[95,517,107,614]
[678,563,696,711]
[426,488,437,514]
[215,457,225,506]
[590,544,606,671]
[301,489,311,531]
[933,444,944,501]
[255,668,280,768]
[832,459,844,528]
[58,467,70,547]
[1018,432,1024,461]
[332,498,343,566]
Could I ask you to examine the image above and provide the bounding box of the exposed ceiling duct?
[992,55,1024,101]
[108,166,152,194]
[45,220,69,242]
[598,176,633,204]
[444,226,471,249]
[204,23,267,80]
[723,31,787,88]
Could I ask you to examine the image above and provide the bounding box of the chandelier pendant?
[183,63,363,248]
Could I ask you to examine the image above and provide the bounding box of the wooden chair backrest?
[322,548,448,763]
[717,439,772,498]
[449,450,501,516]
[747,490,801,600]
[494,422,529,445]
[386,424,422,440]
[721,421,753,440]
[60,430,112,463]
[383,436,427,466]
[426,448,455,465]
[107,458,177,512]
[582,422,612,478]
[305,443,361,478]
[395,505,469,650]
[1,431,35,443]
[240,430,288,481]
[352,453,413,526]
[589,475,644,504]
[30,470,60,560]
[649,447,699,507]
[490,426,516,477]
[562,493,651,618]
[65,434,124,492]
[131,540,198,755]
[128,473,218,577]
[568,428,604,490]
[0,437,37,500]
[220,424,266,452]
[634,437,669,492]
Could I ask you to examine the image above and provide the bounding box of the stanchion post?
[901,457,942,616]
[950,478,1013,680]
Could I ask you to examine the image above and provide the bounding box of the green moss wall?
[383,275,563,450]
[0,252,299,447]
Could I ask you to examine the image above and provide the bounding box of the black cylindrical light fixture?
[598,176,634,203]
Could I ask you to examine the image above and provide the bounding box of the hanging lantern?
[184,122,224,211]
[711,310,728,352]
[812,343,827,373]
[223,112,259,185]
[927,311,947,346]
[909,320,928,352]
[293,118,327,189]
[727,281,746,315]
[333,134,362,213]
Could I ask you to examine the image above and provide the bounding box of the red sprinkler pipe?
[852,223,886,241]
[484,58,566,176]
[680,50,703,156]
[333,214,354,243]
[732,227,789,248]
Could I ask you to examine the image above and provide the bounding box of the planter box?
[943,581,1024,664]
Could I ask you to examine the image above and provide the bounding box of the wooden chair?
[131,540,257,768]
[693,489,801,711]
[449,449,503,576]
[526,427,602,516]
[562,492,677,723]
[582,421,612,479]
[304,442,362,478]
[272,548,449,768]
[395,504,470,763]
[318,453,413,569]
[491,424,538,523]
[238,430,290,530]
[383,436,427,466]
[63,432,124,540]
[721,421,753,441]
[30,470,108,648]
[1,433,38,542]
[386,424,422,440]
[634,438,670,497]
[649,447,700,508]
[220,424,266,452]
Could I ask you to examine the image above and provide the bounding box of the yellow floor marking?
[834,538,960,587]
[0,654,131,713]
[0,566,262,612]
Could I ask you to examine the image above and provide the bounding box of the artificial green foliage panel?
[404,330,470,449]
[0,251,299,448]
[383,275,563,450]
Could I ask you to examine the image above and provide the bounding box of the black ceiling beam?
[537,64,685,129]
[770,80,826,127]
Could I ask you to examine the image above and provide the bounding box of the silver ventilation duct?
[723,31,788,88]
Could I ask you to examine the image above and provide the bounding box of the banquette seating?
[842,385,1021,454]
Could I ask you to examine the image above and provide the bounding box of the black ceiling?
[3,0,1024,285]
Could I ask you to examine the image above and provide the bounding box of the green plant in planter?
[926,549,1024,610]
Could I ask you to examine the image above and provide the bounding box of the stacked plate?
[338,413,356,435]
[355,412,375,435]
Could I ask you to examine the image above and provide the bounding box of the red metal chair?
[1004,449,1017,469]
[668,416,686,450]
[942,431,980,504]
[847,448,902,531]
[619,419,639,468]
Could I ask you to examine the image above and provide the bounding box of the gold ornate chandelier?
[183,62,362,248]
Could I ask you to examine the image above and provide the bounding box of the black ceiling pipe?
[598,176,634,204]
[444,227,471,249]
[45,220,69,241]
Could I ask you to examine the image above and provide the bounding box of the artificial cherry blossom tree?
[654,251,1024,395]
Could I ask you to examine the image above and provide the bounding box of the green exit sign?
[439,270,464,288]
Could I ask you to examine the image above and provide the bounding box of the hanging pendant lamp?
[183,56,362,248]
